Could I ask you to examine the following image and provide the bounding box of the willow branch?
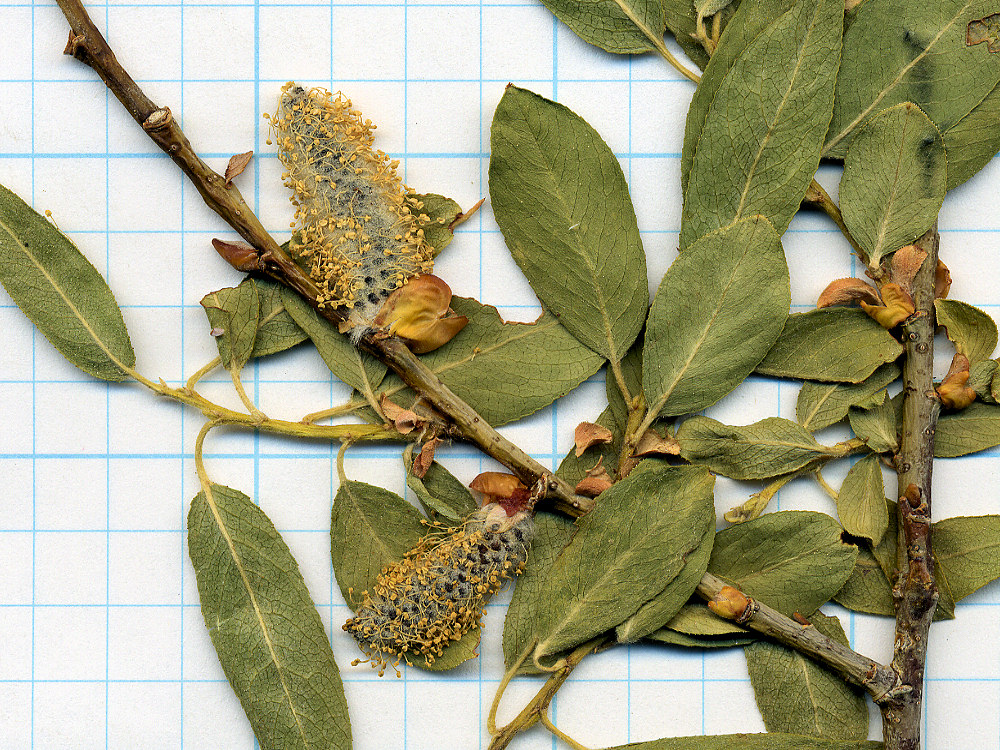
[882,224,941,750]
[54,0,592,518]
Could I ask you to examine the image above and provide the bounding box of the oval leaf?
[536,0,667,54]
[644,216,790,417]
[935,401,1000,456]
[836,453,889,544]
[677,416,840,480]
[848,397,899,454]
[188,484,351,750]
[796,363,900,431]
[252,279,308,357]
[840,102,946,269]
[532,465,716,659]
[489,85,648,362]
[756,308,904,383]
[746,612,869,740]
[680,0,843,246]
[825,0,1000,159]
[935,515,1000,600]
[935,298,999,362]
[201,279,261,373]
[0,183,135,380]
[943,80,1000,189]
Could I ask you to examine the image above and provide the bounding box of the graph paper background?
[3,0,1000,747]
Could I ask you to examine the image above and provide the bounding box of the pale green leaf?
[665,510,858,635]
[680,0,843,246]
[601,736,881,750]
[840,102,946,269]
[756,308,904,383]
[935,299,999,362]
[677,416,840,480]
[252,279,308,358]
[502,512,577,673]
[489,85,648,361]
[201,279,260,373]
[644,217,790,417]
[833,545,896,616]
[746,612,868,740]
[971,359,998,403]
[377,297,604,427]
[825,0,1000,159]
[849,397,899,454]
[188,484,351,750]
[403,448,477,523]
[934,515,1000,601]
[533,466,716,659]
[0,183,135,381]
[280,288,387,396]
[836,454,889,544]
[935,402,1000,456]
[646,626,753,648]
[536,0,667,54]
[796,363,900,431]
[943,81,1000,189]
[697,0,737,20]
[414,193,463,258]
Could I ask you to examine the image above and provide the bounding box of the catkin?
[268,83,434,335]
[344,504,534,675]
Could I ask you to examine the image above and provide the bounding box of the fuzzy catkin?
[344,504,534,675]
[269,83,434,334]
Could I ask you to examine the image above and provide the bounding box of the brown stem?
[883,224,941,750]
[54,0,593,519]
[697,573,899,702]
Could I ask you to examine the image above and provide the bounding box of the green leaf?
[0,183,135,381]
[414,193,464,257]
[677,416,840,480]
[746,612,868,740]
[943,81,1000,190]
[796,363,900,431]
[666,511,858,635]
[643,217,790,417]
[824,0,1000,159]
[839,102,946,269]
[502,512,577,673]
[680,0,843,246]
[836,454,889,544]
[681,0,797,193]
[330,480,425,607]
[935,402,1000,457]
[833,545,896,616]
[532,466,716,659]
[403,448,477,523]
[600,732,882,749]
[934,515,1000,601]
[606,338,644,433]
[201,280,260,374]
[663,0,721,70]
[646,626,753,649]
[377,297,604,427]
[489,85,648,362]
[555,406,622,487]
[535,0,667,54]
[252,279,308,358]
[280,288,387,396]
[188,484,351,750]
[971,359,999,403]
[849,397,899,454]
[756,308,904,383]
[935,299,999,362]
[697,0,738,20]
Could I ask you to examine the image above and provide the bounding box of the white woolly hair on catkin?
[269,83,433,337]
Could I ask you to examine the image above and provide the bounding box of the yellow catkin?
[266,83,434,336]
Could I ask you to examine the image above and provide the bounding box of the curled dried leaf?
[817,277,881,308]
[634,428,681,457]
[373,274,469,353]
[224,150,253,186]
[412,437,442,479]
[889,244,927,297]
[574,421,614,456]
[380,395,426,435]
[936,260,953,300]
[469,472,532,515]
[575,462,613,496]
[860,283,914,329]
[938,353,977,410]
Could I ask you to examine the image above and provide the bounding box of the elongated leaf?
[840,102,946,269]
[837,454,889,544]
[414,193,463,257]
[280,289,387,396]
[188,484,351,750]
[489,86,648,362]
[944,81,1000,189]
[644,217,790,417]
[377,297,604,426]
[680,0,843,246]
[935,299,999,362]
[666,510,858,635]
[797,363,900,431]
[934,515,1000,600]
[202,281,260,373]
[0,184,135,380]
[756,308,904,383]
[601,735,881,749]
[403,449,477,523]
[647,626,753,649]
[532,466,716,659]
[935,402,1000,456]
[746,612,868,740]
[825,0,1000,159]
[849,397,899,454]
[681,0,797,192]
[252,279,308,357]
[677,416,840,480]
[502,512,577,673]
[536,0,667,54]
